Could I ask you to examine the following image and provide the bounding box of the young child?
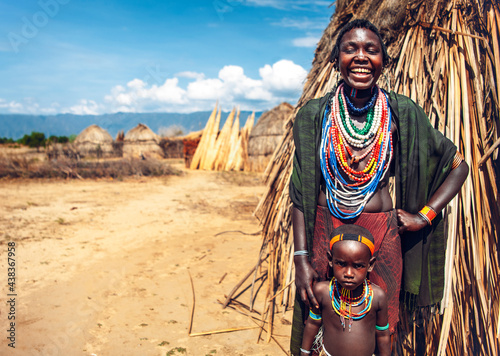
[300,224,390,356]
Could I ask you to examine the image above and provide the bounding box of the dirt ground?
[0,160,293,356]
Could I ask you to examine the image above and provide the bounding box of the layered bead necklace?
[329,277,373,332]
[320,83,393,219]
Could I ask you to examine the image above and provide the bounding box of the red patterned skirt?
[310,205,402,333]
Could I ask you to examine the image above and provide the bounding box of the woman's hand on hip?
[396,209,428,234]
[294,257,319,309]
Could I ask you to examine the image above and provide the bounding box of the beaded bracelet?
[309,310,322,320]
[300,348,311,354]
[418,205,437,225]
[294,250,309,257]
[375,323,389,331]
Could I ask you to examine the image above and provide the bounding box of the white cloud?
[100,59,306,113]
[260,60,307,93]
[187,78,224,100]
[103,77,188,113]
[176,71,205,80]
[0,60,308,115]
[0,98,58,115]
[66,99,100,115]
[292,36,319,48]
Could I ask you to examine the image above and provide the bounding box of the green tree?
[20,132,46,151]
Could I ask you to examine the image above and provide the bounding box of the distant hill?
[0,111,263,140]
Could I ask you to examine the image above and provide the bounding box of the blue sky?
[0,0,332,115]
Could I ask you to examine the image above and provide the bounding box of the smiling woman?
[289,19,468,355]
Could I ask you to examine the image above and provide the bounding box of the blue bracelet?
[375,323,389,331]
[309,310,322,320]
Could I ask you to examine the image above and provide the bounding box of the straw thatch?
[226,1,500,354]
[74,124,115,158]
[123,123,163,159]
[190,103,255,171]
[247,102,294,172]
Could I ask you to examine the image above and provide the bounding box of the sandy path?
[0,161,292,356]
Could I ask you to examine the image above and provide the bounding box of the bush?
[0,137,15,144]
[18,132,46,150]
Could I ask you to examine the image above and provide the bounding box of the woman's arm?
[397,161,469,234]
[293,206,319,309]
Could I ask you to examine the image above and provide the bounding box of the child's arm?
[300,282,324,355]
[300,305,322,355]
[374,286,390,356]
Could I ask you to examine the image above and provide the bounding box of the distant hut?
[247,102,294,172]
[123,123,163,159]
[74,124,114,158]
[159,137,184,159]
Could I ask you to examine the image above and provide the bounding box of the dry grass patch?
[0,156,181,179]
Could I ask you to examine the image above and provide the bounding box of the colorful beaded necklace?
[344,85,378,116]
[329,277,373,332]
[320,83,393,219]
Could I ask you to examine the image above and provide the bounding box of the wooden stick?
[189,326,259,337]
[478,136,500,166]
[268,279,295,301]
[223,255,267,308]
[418,21,488,41]
[187,270,195,335]
[219,272,228,284]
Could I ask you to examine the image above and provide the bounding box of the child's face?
[328,240,375,291]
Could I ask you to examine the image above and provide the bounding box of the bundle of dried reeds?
[190,104,255,171]
[227,0,500,354]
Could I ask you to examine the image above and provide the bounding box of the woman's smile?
[338,27,383,90]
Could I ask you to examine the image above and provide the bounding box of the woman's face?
[338,27,383,90]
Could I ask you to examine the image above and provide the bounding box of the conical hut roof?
[247,102,293,172]
[249,102,293,136]
[74,124,114,157]
[124,123,160,144]
[75,124,113,144]
[230,1,500,353]
[123,123,163,159]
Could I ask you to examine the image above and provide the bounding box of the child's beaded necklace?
[320,83,393,219]
[329,276,374,332]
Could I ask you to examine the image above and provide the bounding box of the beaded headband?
[329,233,375,256]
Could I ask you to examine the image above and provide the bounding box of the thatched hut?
[123,123,163,159]
[226,1,500,355]
[74,124,115,158]
[247,102,293,172]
